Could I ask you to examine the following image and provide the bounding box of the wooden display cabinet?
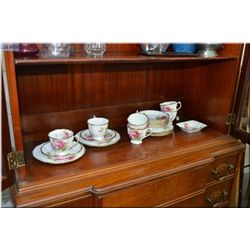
[2,44,247,207]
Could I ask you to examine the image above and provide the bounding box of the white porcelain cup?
[160,101,182,123]
[127,112,148,130]
[87,117,109,141]
[48,129,78,155]
[127,125,152,144]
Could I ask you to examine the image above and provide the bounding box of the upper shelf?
[14,52,238,65]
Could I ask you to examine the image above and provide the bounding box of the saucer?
[41,141,82,158]
[150,124,174,137]
[32,141,86,164]
[76,129,120,147]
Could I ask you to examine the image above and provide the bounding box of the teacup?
[127,112,148,130]
[48,129,78,155]
[160,101,182,123]
[87,117,109,141]
[127,125,152,144]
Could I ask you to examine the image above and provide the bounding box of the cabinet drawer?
[99,164,210,208]
[47,195,93,208]
[205,179,233,208]
[166,192,206,208]
[209,153,239,183]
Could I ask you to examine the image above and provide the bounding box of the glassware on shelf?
[84,43,106,57]
[14,43,39,56]
[197,44,223,57]
[140,43,170,55]
[171,43,198,53]
[41,43,72,58]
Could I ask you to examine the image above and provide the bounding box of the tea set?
[32,100,207,164]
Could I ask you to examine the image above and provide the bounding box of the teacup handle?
[176,101,182,111]
[67,136,80,151]
[142,129,152,140]
[74,135,80,143]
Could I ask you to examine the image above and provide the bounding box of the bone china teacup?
[160,101,182,123]
[87,117,109,141]
[48,129,77,155]
[127,112,148,130]
[127,125,152,144]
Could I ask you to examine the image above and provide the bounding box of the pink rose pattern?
[163,106,173,112]
[55,155,74,161]
[63,131,71,139]
[129,130,141,139]
[52,139,66,150]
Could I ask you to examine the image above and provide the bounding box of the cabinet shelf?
[21,128,236,188]
[14,52,238,65]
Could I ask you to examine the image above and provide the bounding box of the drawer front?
[47,195,93,208]
[209,153,239,183]
[166,193,206,208]
[99,165,210,208]
[205,179,233,208]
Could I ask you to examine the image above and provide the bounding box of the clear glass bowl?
[41,43,72,58]
[140,43,169,55]
[84,43,106,57]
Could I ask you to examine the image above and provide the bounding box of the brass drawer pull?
[206,190,229,207]
[212,169,219,178]
[222,191,229,198]
[212,163,235,180]
[228,164,235,173]
[206,196,214,204]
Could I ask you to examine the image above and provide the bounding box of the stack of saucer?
[139,110,173,136]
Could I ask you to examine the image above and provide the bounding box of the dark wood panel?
[106,44,140,52]
[99,164,210,207]
[47,195,93,208]
[145,62,183,101]
[219,43,243,57]
[166,191,206,208]
[17,63,145,114]
[16,62,186,116]
[180,60,241,133]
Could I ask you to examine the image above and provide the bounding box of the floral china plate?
[32,141,85,164]
[76,129,120,147]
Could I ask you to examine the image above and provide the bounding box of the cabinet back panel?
[17,63,183,115]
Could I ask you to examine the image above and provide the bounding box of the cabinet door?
[1,76,14,191]
[231,43,250,144]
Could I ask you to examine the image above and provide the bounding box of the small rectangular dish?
[176,120,207,133]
